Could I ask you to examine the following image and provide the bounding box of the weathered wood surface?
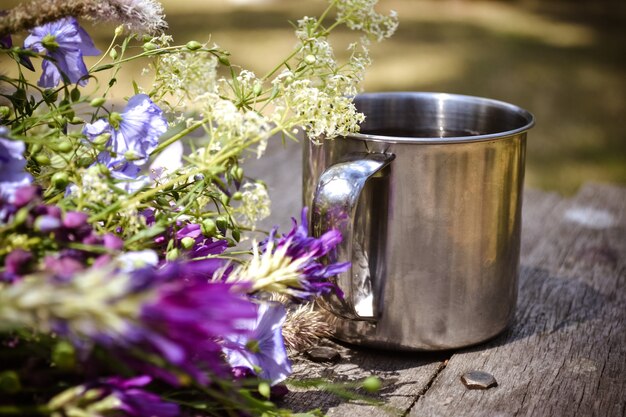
[245,140,626,417]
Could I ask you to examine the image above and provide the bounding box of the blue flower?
[24,17,99,87]
[0,127,32,203]
[83,94,167,190]
[223,302,292,385]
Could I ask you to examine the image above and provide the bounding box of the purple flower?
[0,128,33,204]
[102,376,179,417]
[223,302,292,385]
[103,233,124,250]
[137,264,257,384]
[2,249,33,282]
[0,28,34,71]
[257,207,350,300]
[24,17,99,87]
[62,211,89,228]
[53,376,179,417]
[176,223,228,258]
[83,94,167,188]
[13,185,39,208]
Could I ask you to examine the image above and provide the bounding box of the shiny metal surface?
[304,92,534,351]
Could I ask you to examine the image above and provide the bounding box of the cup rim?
[348,92,535,144]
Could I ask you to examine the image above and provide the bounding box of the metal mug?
[303,92,535,350]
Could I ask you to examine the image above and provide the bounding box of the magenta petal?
[63,211,89,228]
[103,233,124,250]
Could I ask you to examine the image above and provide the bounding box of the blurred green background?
[5,0,626,194]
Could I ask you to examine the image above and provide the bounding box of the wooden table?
[246,139,626,417]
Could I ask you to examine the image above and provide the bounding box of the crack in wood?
[402,359,450,417]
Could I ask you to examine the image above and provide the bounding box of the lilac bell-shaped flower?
[0,128,33,203]
[223,302,292,385]
[24,17,99,87]
[83,94,167,191]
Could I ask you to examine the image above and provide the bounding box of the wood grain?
[408,183,626,417]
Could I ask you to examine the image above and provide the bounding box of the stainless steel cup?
[303,92,534,350]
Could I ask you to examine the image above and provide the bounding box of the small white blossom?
[152,48,218,109]
[239,182,271,228]
[231,239,308,292]
[335,0,399,42]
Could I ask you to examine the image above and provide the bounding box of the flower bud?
[143,42,158,52]
[97,163,110,176]
[30,143,42,154]
[0,106,10,119]
[253,82,263,96]
[13,207,30,226]
[304,54,316,64]
[258,381,271,399]
[69,116,83,124]
[42,89,58,103]
[114,25,124,36]
[186,40,202,50]
[124,150,142,161]
[216,216,228,232]
[90,97,106,107]
[181,236,195,249]
[362,376,381,392]
[34,154,50,165]
[218,55,231,66]
[232,191,243,201]
[220,193,230,206]
[70,88,80,102]
[92,132,111,146]
[166,248,180,261]
[0,371,21,394]
[77,156,93,168]
[51,172,69,189]
[201,219,217,236]
[53,139,73,153]
[52,341,76,371]
[231,228,240,242]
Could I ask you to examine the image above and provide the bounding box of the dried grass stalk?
[0,0,167,37]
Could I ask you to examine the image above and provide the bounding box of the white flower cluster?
[198,93,272,159]
[335,0,399,42]
[272,71,365,140]
[152,47,218,110]
[232,239,308,294]
[74,166,116,207]
[238,182,271,228]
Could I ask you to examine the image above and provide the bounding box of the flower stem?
[0,405,49,415]
[152,120,206,156]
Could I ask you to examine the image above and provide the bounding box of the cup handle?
[311,152,395,321]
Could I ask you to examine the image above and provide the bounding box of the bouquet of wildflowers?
[0,0,397,415]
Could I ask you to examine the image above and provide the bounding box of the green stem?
[88,124,284,223]
[151,120,206,156]
[88,31,120,72]
[0,405,50,416]
[262,47,301,81]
